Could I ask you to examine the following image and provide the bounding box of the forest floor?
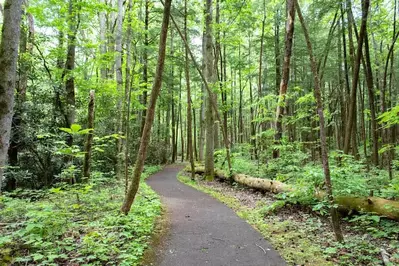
[0,166,163,265]
[178,170,399,266]
[146,165,285,266]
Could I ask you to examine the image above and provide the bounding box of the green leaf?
[78,128,93,135]
[370,215,380,223]
[324,247,337,254]
[70,124,82,133]
[49,187,63,194]
[33,254,44,261]
[59,127,73,134]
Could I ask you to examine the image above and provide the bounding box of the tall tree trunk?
[238,46,243,144]
[169,8,233,175]
[179,73,184,161]
[99,0,107,79]
[193,107,198,161]
[141,0,150,135]
[364,30,379,165]
[343,0,370,155]
[121,0,172,214]
[83,90,95,180]
[115,0,124,178]
[7,11,33,190]
[0,0,24,194]
[295,0,344,242]
[274,7,281,97]
[198,31,206,161]
[184,0,195,179]
[258,0,266,135]
[170,28,177,163]
[204,0,216,180]
[65,0,79,139]
[274,0,295,158]
[123,0,133,190]
[248,34,257,159]
[337,18,345,150]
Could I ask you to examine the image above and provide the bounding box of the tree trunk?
[295,0,344,242]
[83,90,95,180]
[169,7,233,175]
[7,11,33,190]
[99,0,107,79]
[179,74,184,162]
[121,0,172,214]
[343,0,370,155]
[258,0,266,135]
[364,30,379,165]
[274,0,295,158]
[115,0,124,179]
[170,28,176,163]
[0,0,23,194]
[65,0,78,131]
[184,0,195,179]
[141,0,150,136]
[274,7,281,97]
[123,0,133,189]
[204,0,216,180]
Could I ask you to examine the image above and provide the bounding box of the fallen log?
[187,165,293,193]
[187,165,399,221]
[335,195,399,221]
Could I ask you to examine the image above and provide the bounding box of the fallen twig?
[256,243,267,254]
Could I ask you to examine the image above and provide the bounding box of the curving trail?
[146,165,285,266]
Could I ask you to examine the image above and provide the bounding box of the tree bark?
[204,0,216,180]
[364,30,379,165]
[0,0,24,194]
[274,0,295,158]
[343,0,370,155]
[123,0,133,190]
[169,8,233,176]
[83,90,95,180]
[121,0,172,214]
[141,0,150,135]
[184,0,195,179]
[7,11,33,190]
[99,0,107,79]
[258,0,266,134]
[64,0,80,147]
[295,0,344,242]
[115,0,124,179]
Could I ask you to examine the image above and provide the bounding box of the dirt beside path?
[146,165,285,266]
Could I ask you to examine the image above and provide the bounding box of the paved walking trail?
[146,165,285,266]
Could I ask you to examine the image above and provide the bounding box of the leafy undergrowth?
[0,166,162,266]
[178,172,399,266]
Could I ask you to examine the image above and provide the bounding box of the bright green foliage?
[0,166,161,265]
[179,172,399,266]
[216,146,396,202]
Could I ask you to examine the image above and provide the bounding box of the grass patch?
[177,173,332,266]
[0,166,162,266]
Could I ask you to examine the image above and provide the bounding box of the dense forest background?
[1,0,399,264]
[0,0,397,191]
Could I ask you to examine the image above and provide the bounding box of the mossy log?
[187,165,399,221]
[188,165,293,193]
[333,194,399,221]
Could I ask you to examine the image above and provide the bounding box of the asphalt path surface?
[146,165,285,266]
